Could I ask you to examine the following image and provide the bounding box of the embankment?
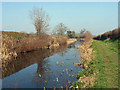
[72,28,119,88]
[74,38,118,88]
[71,32,94,88]
[1,31,77,64]
[72,38,95,88]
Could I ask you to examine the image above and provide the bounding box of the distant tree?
[67,31,75,38]
[67,31,72,38]
[51,28,57,35]
[84,31,93,42]
[55,23,68,35]
[30,8,49,35]
[80,28,86,34]
[71,31,75,38]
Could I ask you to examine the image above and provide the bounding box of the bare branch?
[30,7,49,35]
[54,23,68,35]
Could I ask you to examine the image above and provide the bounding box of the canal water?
[2,42,83,88]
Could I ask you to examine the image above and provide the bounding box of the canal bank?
[91,39,118,88]
[71,38,95,88]
[72,38,119,88]
[2,31,77,65]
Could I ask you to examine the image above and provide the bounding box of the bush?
[76,72,84,79]
[72,81,85,88]
[76,68,89,79]
[76,60,96,79]
[82,60,88,64]
[93,28,119,40]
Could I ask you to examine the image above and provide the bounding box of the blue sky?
[2,2,118,35]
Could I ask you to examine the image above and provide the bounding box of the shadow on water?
[2,44,68,78]
[2,42,83,88]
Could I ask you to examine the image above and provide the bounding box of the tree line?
[30,7,91,38]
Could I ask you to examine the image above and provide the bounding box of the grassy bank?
[91,38,119,88]
[72,38,119,88]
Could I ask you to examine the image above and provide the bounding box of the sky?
[2,2,118,35]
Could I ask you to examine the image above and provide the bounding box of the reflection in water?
[68,43,75,48]
[2,44,68,78]
[2,42,83,88]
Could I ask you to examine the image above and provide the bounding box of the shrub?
[93,28,119,40]
[76,72,84,79]
[72,81,85,88]
[76,68,89,79]
[82,60,88,64]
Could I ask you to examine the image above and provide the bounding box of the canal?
[2,42,83,88]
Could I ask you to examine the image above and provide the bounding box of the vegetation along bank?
[2,31,77,64]
[71,28,119,88]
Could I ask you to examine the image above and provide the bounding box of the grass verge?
[73,38,119,88]
[91,38,118,88]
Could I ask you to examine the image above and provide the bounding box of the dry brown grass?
[50,35,68,45]
[2,31,68,61]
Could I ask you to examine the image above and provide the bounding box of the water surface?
[2,42,82,88]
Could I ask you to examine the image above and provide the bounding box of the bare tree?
[30,8,49,35]
[55,23,68,35]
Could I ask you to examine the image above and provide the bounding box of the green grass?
[75,38,119,88]
[91,38,119,88]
